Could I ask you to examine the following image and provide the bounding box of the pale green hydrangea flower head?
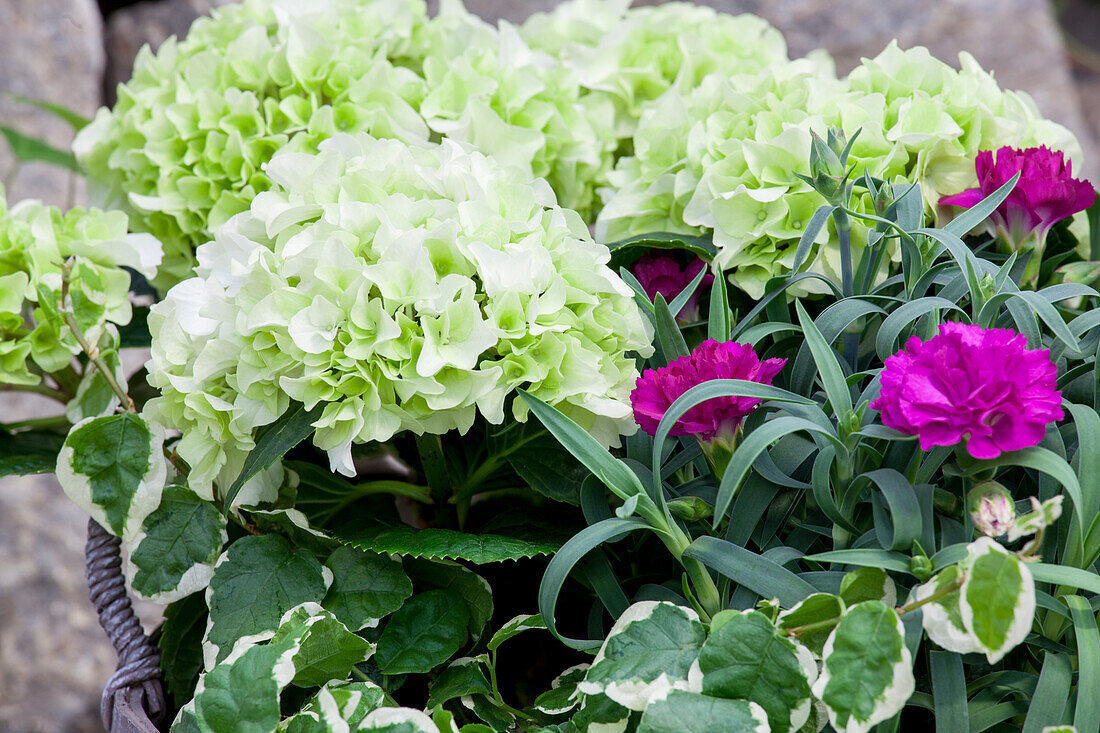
[145,134,652,498]
[0,184,161,387]
[75,0,432,291]
[521,0,790,141]
[598,42,1085,297]
[416,0,618,221]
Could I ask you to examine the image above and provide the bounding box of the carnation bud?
[668,496,713,522]
[808,131,846,202]
[908,554,934,582]
[967,481,1015,537]
[873,184,895,217]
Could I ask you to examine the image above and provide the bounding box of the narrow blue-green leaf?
[875,297,964,359]
[653,294,689,362]
[942,172,1020,237]
[802,549,912,574]
[223,402,322,512]
[931,651,969,733]
[521,391,651,514]
[1068,595,1100,733]
[3,92,91,129]
[538,518,649,650]
[1030,563,1100,595]
[707,268,731,342]
[683,535,815,607]
[712,416,843,529]
[795,300,853,415]
[0,124,78,170]
[730,273,843,341]
[668,263,711,322]
[863,469,922,552]
[735,322,800,347]
[791,205,836,274]
[932,543,969,571]
[1021,652,1071,733]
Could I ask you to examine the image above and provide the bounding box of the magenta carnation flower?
[871,323,1064,459]
[631,340,786,440]
[939,146,1096,247]
[632,253,715,322]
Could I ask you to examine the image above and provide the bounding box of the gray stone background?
[0,0,1098,730]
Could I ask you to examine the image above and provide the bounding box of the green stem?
[0,414,70,431]
[0,382,70,403]
[662,518,721,620]
[487,650,536,722]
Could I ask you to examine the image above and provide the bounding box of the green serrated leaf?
[56,413,166,540]
[375,590,469,675]
[128,483,228,604]
[578,601,706,711]
[223,401,322,512]
[335,525,560,563]
[0,429,66,477]
[323,546,413,631]
[204,534,328,666]
[777,593,845,657]
[699,610,812,732]
[638,690,769,732]
[159,592,208,709]
[839,567,897,608]
[812,601,914,733]
[426,657,493,709]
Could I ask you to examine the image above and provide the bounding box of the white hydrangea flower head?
[145,134,652,497]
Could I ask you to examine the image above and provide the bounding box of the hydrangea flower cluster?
[75,0,434,290]
[145,134,652,498]
[871,322,1064,459]
[597,42,1084,296]
[630,340,786,441]
[0,185,161,387]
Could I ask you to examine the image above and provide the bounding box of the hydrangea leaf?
[126,483,228,604]
[204,534,330,667]
[56,413,166,541]
[404,558,494,641]
[777,593,846,657]
[577,601,706,712]
[811,601,915,733]
[637,691,770,733]
[698,609,813,732]
[532,664,589,716]
[506,434,588,504]
[335,525,562,563]
[839,567,897,608]
[426,656,493,709]
[959,537,1035,663]
[223,401,323,511]
[913,566,984,656]
[0,429,65,477]
[271,603,374,689]
[375,590,469,675]
[159,592,208,709]
[323,546,413,631]
[487,614,547,651]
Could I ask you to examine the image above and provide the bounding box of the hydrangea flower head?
[871,322,1063,459]
[939,145,1096,247]
[145,134,652,500]
[631,253,713,322]
[631,340,786,440]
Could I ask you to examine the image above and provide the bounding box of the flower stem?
[0,382,70,403]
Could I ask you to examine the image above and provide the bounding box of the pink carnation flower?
[631,340,786,440]
[939,146,1096,247]
[871,323,1064,459]
[632,253,715,322]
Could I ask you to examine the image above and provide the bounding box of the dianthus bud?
[967,481,1015,537]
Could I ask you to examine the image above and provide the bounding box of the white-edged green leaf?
[577,601,706,712]
[125,483,228,604]
[358,707,441,732]
[533,664,589,716]
[1007,495,1064,542]
[699,609,813,732]
[323,546,413,631]
[811,601,914,733]
[56,413,167,541]
[203,534,330,667]
[839,567,897,608]
[271,603,373,688]
[427,656,493,709]
[283,680,388,733]
[777,593,846,657]
[375,590,469,675]
[913,566,983,655]
[65,349,126,423]
[637,691,770,733]
[959,537,1035,664]
[487,614,546,651]
[1042,727,1078,733]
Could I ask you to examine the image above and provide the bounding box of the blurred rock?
[0,0,103,209]
[104,0,238,105]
